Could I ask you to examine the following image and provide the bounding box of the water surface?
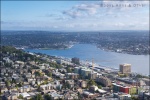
[25,44,149,75]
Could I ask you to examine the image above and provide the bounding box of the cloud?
[114,23,125,27]
[2,1,149,31]
[55,16,69,20]
[45,14,56,17]
[62,3,101,18]
[62,10,81,18]
[128,23,135,27]
[1,21,13,24]
[62,0,149,19]
[74,4,99,15]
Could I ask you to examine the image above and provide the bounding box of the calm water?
[25,44,149,75]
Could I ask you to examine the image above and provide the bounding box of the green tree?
[31,94,44,100]
[131,96,139,100]
[44,94,51,100]
[98,85,102,89]
[18,95,23,99]
[18,82,23,87]
[37,86,41,92]
[87,79,97,87]
[47,72,52,77]
[35,71,42,77]
[66,67,72,73]
[5,80,11,87]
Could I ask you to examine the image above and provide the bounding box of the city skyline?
[1,0,149,31]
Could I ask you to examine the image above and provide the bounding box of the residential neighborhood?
[0,46,150,100]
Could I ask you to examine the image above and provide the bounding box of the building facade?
[119,64,131,74]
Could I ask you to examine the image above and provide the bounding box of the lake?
[25,44,149,75]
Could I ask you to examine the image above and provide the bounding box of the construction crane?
[92,58,94,72]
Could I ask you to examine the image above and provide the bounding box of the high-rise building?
[71,57,80,64]
[119,64,131,74]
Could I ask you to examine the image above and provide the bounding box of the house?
[78,80,87,88]
[64,91,78,100]
[3,91,19,100]
[1,68,6,73]
[28,78,36,86]
[19,92,31,99]
[59,68,67,73]
[14,78,23,84]
[7,77,13,82]
[17,69,24,74]
[114,92,131,100]
[96,76,111,87]
[56,59,70,65]
[51,80,62,90]
[97,89,107,94]
[28,92,37,99]
[25,73,32,79]
[36,78,44,85]
[3,57,13,64]
[38,64,46,69]
[65,80,74,89]
[83,91,94,98]
[13,64,19,69]
[40,83,53,93]
[27,78,36,83]
[77,88,83,94]
[142,78,150,86]
[18,85,31,92]
[31,69,42,74]
[49,92,64,100]
[144,92,150,100]
[83,91,99,99]
[66,73,79,79]
[15,61,24,65]
[90,85,99,92]
[0,86,8,93]
[5,93,18,100]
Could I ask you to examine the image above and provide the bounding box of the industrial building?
[116,77,140,86]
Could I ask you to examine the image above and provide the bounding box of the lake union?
[26,44,149,75]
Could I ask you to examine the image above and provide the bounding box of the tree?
[34,57,39,64]
[98,85,102,89]
[18,95,23,99]
[78,92,82,100]
[44,94,51,100]
[35,71,42,77]
[5,80,11,87]
[66,67,72,73]
[131,96,139,100]
[37,86,41,92]
[87,79,96,87]
[47,72,52,77]
[18,82,23,87]
[31,94,44,100]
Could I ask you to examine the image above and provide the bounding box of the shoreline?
[23,43,149,76]
[18,43,149,56]
[26,50,149,76]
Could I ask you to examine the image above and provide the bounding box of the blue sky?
[1,0,149,31]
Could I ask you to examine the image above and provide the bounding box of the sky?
[1,0,149,31]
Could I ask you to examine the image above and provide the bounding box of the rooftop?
[20,92,30,98]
